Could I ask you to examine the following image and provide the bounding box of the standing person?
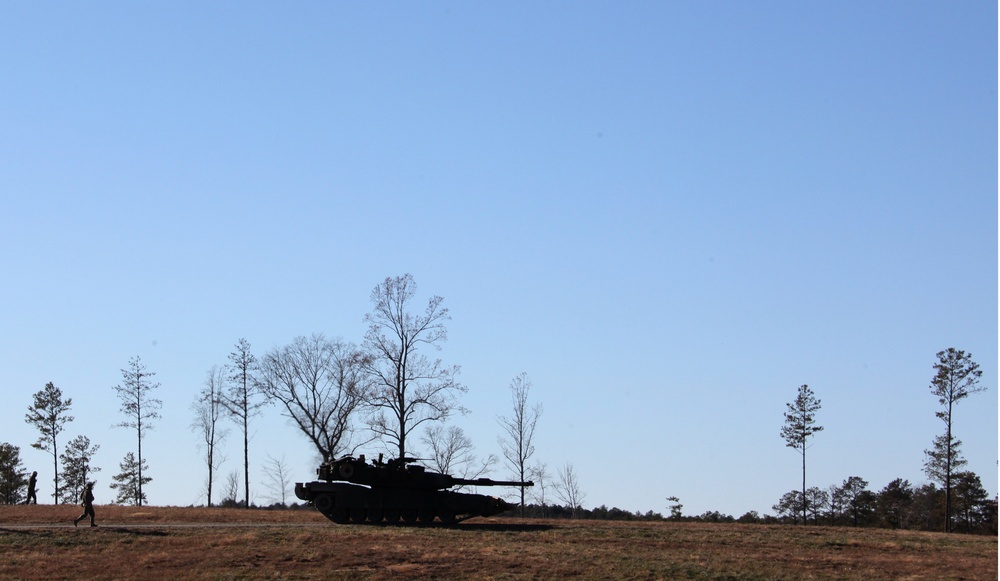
[25,471,38,504]
[73,482,97,527]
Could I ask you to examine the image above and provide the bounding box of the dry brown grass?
[1,505,995,580]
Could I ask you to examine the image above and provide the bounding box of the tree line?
[769,473,994,533]
[498,470,994,535]
[502,467,992,535]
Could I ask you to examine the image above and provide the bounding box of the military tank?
[295,455,533,524]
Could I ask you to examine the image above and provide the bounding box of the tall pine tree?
[780,384,823,525]
[112,356,161,506]
[923,348,985,532]
[223,339,263,509]
[25,382,74,504]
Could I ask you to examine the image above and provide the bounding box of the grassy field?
[0,505,995,580]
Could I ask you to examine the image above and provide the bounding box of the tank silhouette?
[295,454,533,524]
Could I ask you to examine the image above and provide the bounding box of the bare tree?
[258,334,369,462]
[191,365,228,506]
[221,470,242,507]
[554,462,586,517]
[25,382,74,504]
[223,338,265,509]
[261,454,292,506]
[923,348,985,532]
[362,274,467,460]
[112,356,161,506]
[497,372,542,516]
[529,462,550,516]
[780,384,823,525]
[422,425,496,485]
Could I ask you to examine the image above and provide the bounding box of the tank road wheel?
[367,509,384,524]
[383,509,401,524]
[330,508,349,524]
[314,494,333,513]
[348,508,367,524]
[401,510,418,525]
[438,511,457,525]
[417,510,435,524]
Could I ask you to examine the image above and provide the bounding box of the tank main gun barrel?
[450,477,534,488]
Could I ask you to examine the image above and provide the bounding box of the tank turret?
[295,454,533,525]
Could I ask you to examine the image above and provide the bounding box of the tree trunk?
[137,418,143,507]
[243,413,250,508]
[944,399,953,533]
[801,436,807,525]
[52,434,59,505]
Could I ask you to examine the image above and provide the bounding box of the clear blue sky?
[1,2,996,518]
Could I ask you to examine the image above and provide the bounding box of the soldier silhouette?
[25,471,37,504]
[73,482,97,527]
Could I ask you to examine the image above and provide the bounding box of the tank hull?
[295,480,514,524]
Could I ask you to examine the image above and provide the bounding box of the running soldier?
[73,482,97,527]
